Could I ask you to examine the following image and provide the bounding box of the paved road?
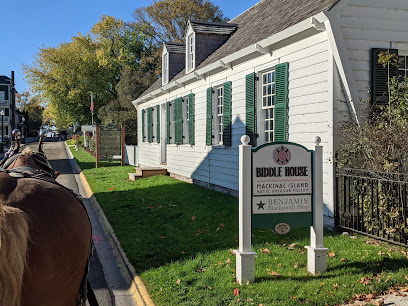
[26,138,114,306]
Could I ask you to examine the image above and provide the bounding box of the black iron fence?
[335,168,408,246]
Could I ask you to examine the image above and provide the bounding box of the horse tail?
[0,205,29,306]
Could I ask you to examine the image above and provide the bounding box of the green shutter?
[222,81,232,146]
[147,107,153,143]
[175,97,183,145]
[156,104,160,143]
[188,93,195,145]
[166,101,170,144]
[275,62,289,142]
[372,48,399,111]
[206,87,213,146]
[245,73,256,146]
[142,109,145,142]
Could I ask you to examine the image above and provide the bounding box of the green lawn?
[70,145,408,305]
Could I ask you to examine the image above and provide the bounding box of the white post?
[305,136,328,274]
[235,135,257,284]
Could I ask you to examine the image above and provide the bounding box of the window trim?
[182,96,190,144]
[186,33,195,73]
[257,67,277,145]
[162,52,169,85]
[398,53,408,78]
[214,86,224,145]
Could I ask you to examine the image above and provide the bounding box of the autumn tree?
[131,0,229,76]
[24,34,117,126]
[15,92,44,134]
[133,0,228,43]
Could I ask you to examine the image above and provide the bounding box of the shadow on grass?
[77,160,122,170]
[255,257,408,283]
[92,178,317,273]
[93,183,239,273]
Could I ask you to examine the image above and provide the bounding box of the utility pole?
[11,71,16,130]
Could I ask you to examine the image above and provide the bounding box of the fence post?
[95,125,100,168]
[305,136,328,274]
[235,135,257,284]
[121,124,125,166]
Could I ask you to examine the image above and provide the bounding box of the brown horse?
[0,131,92,306]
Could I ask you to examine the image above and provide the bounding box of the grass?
[70,145,408,305]
[66,139,75,145]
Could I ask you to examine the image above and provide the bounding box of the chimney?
[11,71,16,129]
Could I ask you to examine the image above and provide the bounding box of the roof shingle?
[139,0,340,100]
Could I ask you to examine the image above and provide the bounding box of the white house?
[132,0,408,218]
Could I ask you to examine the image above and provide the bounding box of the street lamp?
[0,110,4,153]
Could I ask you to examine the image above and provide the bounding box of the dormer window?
[162,52,169,85]
[187,33,195,73]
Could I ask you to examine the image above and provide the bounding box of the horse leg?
[0,205,29,306]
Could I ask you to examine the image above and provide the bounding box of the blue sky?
[1,0,259,94]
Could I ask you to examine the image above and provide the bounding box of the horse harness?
[0,152,94,306]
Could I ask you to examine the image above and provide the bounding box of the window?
[260,70,276,143]
[371,48,399,109]
[246,62,289,146]
[142,109,146,142]
[147,107,153,143]
[183,96,190,144]
[0,91,5,101]
[215,86,224,144]
[162,53,169,85]
[187,33,195,72]
[142,106,160,143]
[166,95,195,145]
[206,82,232,146]
[398,55,407,78]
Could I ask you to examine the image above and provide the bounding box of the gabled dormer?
[162,42,186,86]
[185,20,237,74]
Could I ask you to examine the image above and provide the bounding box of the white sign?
[252,143,312,214]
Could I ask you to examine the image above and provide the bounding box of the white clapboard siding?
[335,0,408,118]
[136,20,337,211]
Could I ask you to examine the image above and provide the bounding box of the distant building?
[0,75,12,139]
[132,0,408,218]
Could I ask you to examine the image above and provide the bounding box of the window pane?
[398,56,406,69]
[263,74,267,83]
[267,72,272,83]
[263,86,266,96]
[267,84,272,95]
[268,96,272,106]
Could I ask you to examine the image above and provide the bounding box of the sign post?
[236,135,327,283]
[305,136,328,274]
[235,135,257,284]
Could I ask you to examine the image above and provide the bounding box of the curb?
[65,143,155,306]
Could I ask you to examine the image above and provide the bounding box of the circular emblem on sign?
[273,146,291,165]
[274,223,291,235]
